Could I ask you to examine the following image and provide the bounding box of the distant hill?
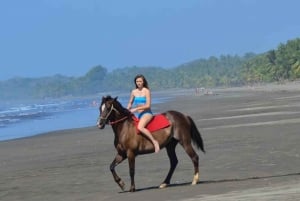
[1,38,299,100]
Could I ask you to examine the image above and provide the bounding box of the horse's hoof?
[192,172,199,185]
[159,183,168,189]
[118,180,125,191]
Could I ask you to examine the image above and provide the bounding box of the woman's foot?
[153,140,160,153]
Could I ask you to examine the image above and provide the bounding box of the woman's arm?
[127,90,134,109]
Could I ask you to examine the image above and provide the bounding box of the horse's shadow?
[119,181,208,193]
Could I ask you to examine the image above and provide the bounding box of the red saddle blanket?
[133,114,170,133]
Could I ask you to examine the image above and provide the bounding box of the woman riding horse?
[97,95,205,192]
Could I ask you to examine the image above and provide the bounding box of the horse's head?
[97,95,121,129]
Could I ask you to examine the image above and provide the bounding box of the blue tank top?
[133,96,152,118]
[133,96,146,106]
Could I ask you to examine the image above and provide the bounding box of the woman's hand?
[130,108,137,113]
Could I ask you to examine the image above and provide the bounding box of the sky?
[1,0,300,81]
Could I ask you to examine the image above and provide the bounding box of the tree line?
[1,38,299,100]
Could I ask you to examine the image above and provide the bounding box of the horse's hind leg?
[182,144,199,185]
[159,138,178,189]
[110,153,127,191]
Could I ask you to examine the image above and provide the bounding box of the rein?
[109,116,128,125]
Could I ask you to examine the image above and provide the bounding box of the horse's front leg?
[110,153,127,191]
[127,151,136,192]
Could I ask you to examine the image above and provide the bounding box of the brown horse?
[97,95,205,192]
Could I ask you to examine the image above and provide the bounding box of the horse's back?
[163,110,190,123]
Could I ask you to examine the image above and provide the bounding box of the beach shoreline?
[1,83,300,201]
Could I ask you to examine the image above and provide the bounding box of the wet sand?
[1,83,300,201]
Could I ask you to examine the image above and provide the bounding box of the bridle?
[99,103,128,125]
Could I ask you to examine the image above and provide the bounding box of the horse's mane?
[103,95,132,117]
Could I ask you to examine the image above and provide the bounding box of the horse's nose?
[97,123,105,129]
[97,119,105,129]
[96,118,101,127]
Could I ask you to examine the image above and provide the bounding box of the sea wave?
[0,95,171,141]
[0,98,96,128]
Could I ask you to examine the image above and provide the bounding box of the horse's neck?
[111,117,133,138]
[111,119,129,143]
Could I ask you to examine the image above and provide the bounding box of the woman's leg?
[138,114,160,153]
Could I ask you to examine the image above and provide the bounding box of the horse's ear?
[114,96,118,101]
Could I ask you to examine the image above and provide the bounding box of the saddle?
[133,114,170,134]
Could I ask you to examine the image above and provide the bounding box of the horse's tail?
[188,116,205,153]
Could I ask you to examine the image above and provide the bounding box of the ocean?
[0,94,172,141]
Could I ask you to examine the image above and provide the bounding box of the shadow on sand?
[119,172,300,193]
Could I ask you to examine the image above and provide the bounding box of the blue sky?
[1,0,300,80]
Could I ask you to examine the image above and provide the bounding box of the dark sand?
[1,84,300,201]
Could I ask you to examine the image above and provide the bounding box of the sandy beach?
[1,83,300,201]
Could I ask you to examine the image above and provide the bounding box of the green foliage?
[1,38,300,100]
[239,38,300,84]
